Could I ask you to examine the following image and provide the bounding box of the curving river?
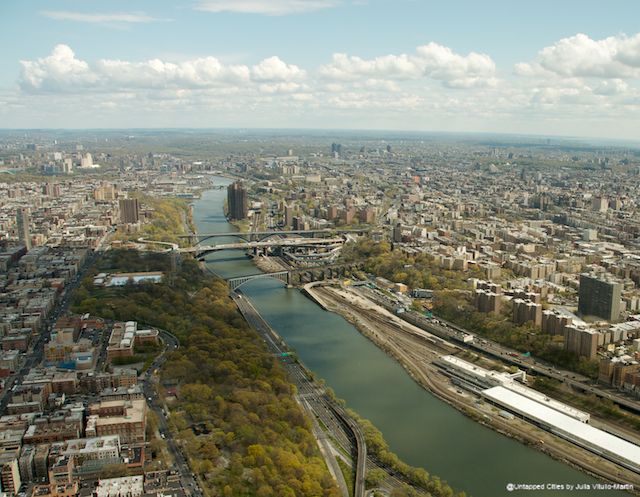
[193,178,624,497]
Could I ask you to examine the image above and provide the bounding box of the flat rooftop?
[483,386,640,470]
[441,355,589,422]
[95,476,143,497]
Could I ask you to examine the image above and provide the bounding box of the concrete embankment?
[301,282,331,310]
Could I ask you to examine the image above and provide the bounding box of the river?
[193,179,625,497]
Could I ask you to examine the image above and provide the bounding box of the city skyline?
[2,1,640,140]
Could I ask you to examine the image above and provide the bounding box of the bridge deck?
[181,229,368,238]
[182,237,345,254]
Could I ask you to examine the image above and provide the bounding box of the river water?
[193,179,624,497]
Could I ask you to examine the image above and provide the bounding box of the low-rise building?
[86,400,146,446]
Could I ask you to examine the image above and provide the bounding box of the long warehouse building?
[482,385,640,473]
[437,355,589,422]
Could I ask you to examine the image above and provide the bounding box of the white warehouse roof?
[502,381,590,423]
[483,386,640,471]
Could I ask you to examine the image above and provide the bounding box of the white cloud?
[592,79,629,96]
[319,53,422,80]
[517,32,640,79]
[258,82,305,93]
[19,45,98,92]
[40,11,167,24]
[94,57,250,88]
[194,0,338,15]
[319,43,496,88]
[20,45,311,92]
[10,38,640,139]
[251,56,306,81]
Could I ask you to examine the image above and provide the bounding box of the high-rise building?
[63,158,73,174]
[326,205,338,221]
[578,273,622,322]
[227,182,248,221]
[292,216,310,231]
[358,207,375,224]
[541,310,572,336]
[512,298,542,326]
[563,326,599,359]
[284,204,295,227]
[119,198,140,224]
[16,208,31,250]
[474,281,502,314]
[0,450,21,495]
[81,153,93,168]
[592,196,608,213]
[94,184,117,201]
[392,223,403,243]
[341,207,355,224]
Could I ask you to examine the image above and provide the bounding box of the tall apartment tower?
[16,208,31,250]
[119,198,140,224]
[63,158,73,174]
[284,204,295,227]
[227,182,248,221]
[578,273,622,322]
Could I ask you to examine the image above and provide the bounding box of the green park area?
[114,194,194,247]
[70,249,466,497]
[72,250,339,497]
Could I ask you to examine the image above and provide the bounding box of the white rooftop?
[500,380,589,423]
[95,476,143,497]
[442,355,588,422]
[440,355,521,385]
[483,386,640,470]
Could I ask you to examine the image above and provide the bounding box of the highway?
[184,228,369,243]
[231,291,367,497]
[355,286,640,415]
[182,237,345,256]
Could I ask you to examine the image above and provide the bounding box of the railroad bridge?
[227,262,365,291]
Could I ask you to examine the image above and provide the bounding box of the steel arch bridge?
[227,271,290,291]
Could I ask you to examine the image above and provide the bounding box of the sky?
[2,0,640,140]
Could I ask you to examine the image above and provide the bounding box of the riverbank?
[231,289,460,497]
[252,254,290,272]
[192,184,616,497]
[309,284,640,493]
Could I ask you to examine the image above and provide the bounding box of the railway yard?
[311,283,640,491]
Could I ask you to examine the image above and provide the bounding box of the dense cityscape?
[4,1,640,497]
[0,129,635,497]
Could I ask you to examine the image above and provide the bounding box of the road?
[356,286,640,415]
[140,329,204,497]
[231,291,367,497]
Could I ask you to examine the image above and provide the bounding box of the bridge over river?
[226,262,364,291]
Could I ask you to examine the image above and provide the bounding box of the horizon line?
[0,126,639,147]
